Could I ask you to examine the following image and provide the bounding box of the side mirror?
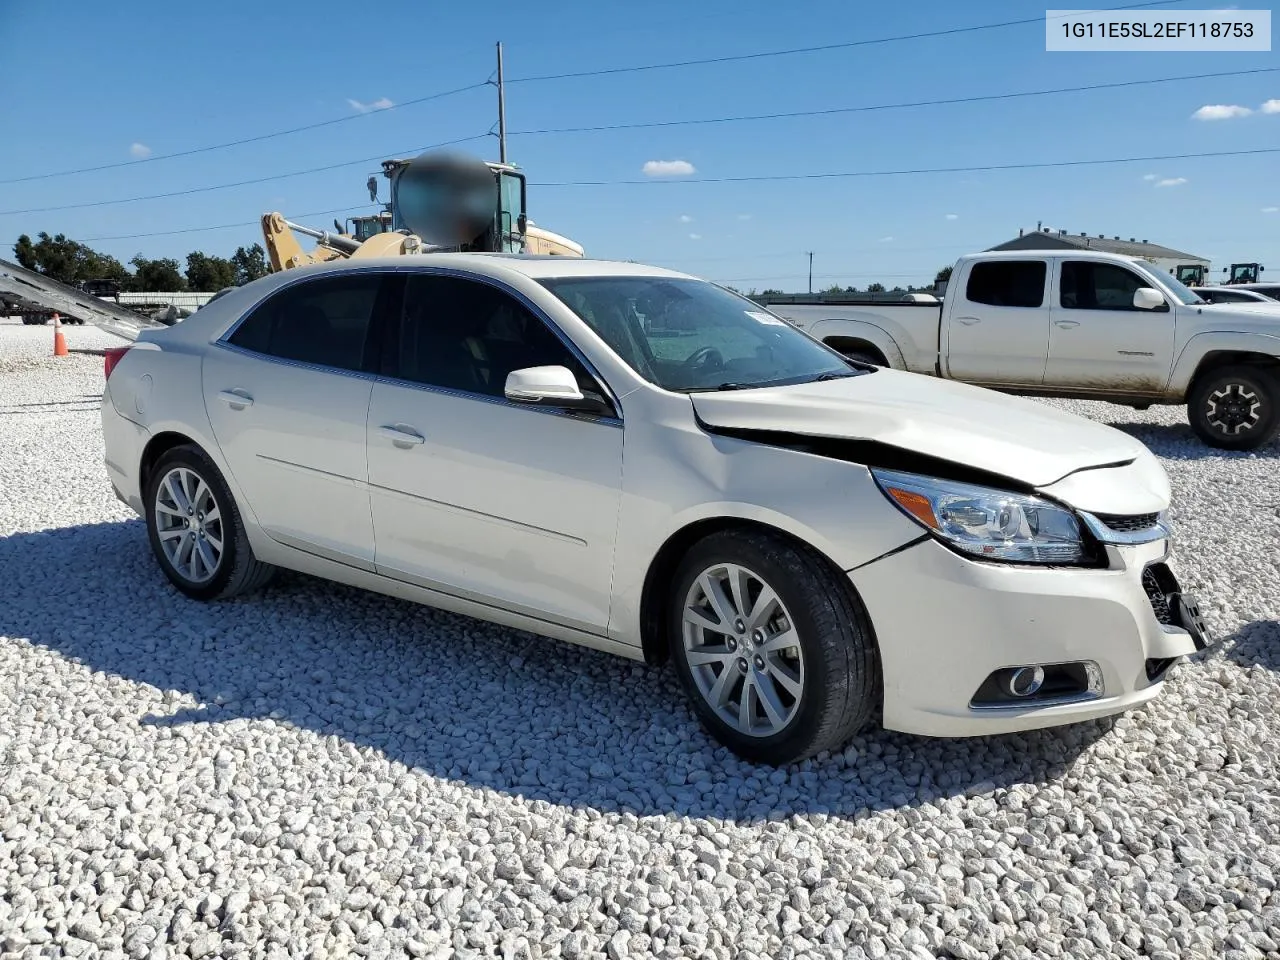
[503,365,586,403]
[1133,287,1166,310]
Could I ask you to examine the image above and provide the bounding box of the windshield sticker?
[746,310,786,326]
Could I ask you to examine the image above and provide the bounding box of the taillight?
[103,345,131,380]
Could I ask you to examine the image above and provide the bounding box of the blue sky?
[1,0,1277,291]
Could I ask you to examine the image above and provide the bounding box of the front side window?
[538,276,858,393]
[226,274,382,371]
[1060,261,1167,311]
[394,274,608,407]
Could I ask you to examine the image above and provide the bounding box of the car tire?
[144,444,276,601]
[1187,365,1280,450]
[669,528,879,766]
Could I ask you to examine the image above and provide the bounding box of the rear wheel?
[1187,365,1280,450]
[144,444,275,600]
[669,529,879,765]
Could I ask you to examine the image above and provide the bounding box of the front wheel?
[144,444,275,600]
[669,529,879,765]
[1187,365,1280,450]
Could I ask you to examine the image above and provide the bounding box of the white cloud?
[737,213,752,220]
[688,233,702,240]
[129,142,151,158]
[1155,177,1187,187]
[678,214,694,223]
[1263,206,1279,213]
[878,236,894,243]
[642,159,696,177]
[1262,99,1280,114]
[1192,104,1252,121]
[944,213,958,220]
[1142,173,1158,181]
[347,97,394,113]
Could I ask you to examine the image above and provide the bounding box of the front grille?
[1143,568,1175,625]
[1095,512,1161,533]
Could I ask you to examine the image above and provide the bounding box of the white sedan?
[100,255,1212,765]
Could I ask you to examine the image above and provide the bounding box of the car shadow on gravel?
[2,519,1226,824]
[1219,619,1280,672]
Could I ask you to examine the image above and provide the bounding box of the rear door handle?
[378,424,425,448]
[1054,319,1081,329]
[955,316,981,325]
[218,389,253,409]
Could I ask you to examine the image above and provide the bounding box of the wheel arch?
[638,516,876,667]
[1169,332,1280,396]
[821,336,889,366]
[139,430,202,495]
[1186,349,1280,395]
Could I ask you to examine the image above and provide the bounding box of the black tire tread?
[1187,364,1280,451]
[146,444,275,600]
[671,528,879,765]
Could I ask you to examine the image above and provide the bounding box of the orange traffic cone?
[53,312,68,357]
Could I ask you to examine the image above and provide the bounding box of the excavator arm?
[260,213,427,272]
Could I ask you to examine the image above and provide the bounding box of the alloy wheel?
[1205,382,1262,435]
[681,562,805,737]
[153,466,224,583]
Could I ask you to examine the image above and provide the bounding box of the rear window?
[964,261,1047,308]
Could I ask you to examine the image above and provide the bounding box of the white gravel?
[1,316,1278,960]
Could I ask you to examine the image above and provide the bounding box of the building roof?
[987,229,1205,262]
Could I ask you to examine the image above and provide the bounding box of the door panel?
[367,385,623,631]
[1045,260,1175,393]
[203,349,375,566]
[200,271,388,567]
[367,271,624,632]
[944,259,1050,385]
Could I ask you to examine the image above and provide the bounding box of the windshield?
[539,276,861,392]
[1154,269,1205,306]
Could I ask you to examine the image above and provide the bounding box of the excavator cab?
[1174,264,1206,287]
[386,155,528,253]
[1225,263,1265,285]
[342,213,392,243]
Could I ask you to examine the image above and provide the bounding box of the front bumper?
[850,532,1211,737]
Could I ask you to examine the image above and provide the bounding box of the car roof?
[262,253,698,283]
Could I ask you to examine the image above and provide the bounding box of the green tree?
[934,265,953,285]
[129,256,187,291]
[231,243,269,285]
[821,284,845,295]
[891,285,906,293]
[185,251,238,291]
[866,282,886,294]
[13,232,128,284]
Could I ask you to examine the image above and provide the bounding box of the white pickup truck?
[759,250,1280,450]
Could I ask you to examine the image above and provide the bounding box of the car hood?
[1195,302,1280,319]
[690,368,1154,489]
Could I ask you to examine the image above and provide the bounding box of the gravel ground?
[1,317,1278,960]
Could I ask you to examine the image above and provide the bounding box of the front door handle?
[218,389,253,409]
[955,316,981,326]
[1054,319,1081,329]
[378,424,425,448]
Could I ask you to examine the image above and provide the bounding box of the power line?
[534,147,1280,187]
[505,0,1187,83]
[81,207,369,243]
[0,134,490,216]
[0,84,489,186]
[509,67,1279,137]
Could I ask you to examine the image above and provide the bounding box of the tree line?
[12,233,269,292]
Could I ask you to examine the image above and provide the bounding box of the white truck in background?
[758,250,1280,450]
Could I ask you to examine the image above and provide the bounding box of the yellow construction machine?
[261,151,584,272]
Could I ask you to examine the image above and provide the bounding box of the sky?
[1,0,1277,292]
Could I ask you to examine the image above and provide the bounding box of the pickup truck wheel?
[1188,365,1280,450]
[669,529,879,766]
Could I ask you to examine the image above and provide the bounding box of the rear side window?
[964,261,1047,308]
[227,274,383,372]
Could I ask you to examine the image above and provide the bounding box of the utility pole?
[496,42,508,164]
[807,251,814,293]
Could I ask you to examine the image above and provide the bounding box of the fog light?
[1006,666,1045,698]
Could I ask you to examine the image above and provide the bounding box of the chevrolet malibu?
[100,256,1212,765]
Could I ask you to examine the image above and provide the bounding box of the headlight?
[871,468,1087,564]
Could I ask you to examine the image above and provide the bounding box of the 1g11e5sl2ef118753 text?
[1046,9,1272,51]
